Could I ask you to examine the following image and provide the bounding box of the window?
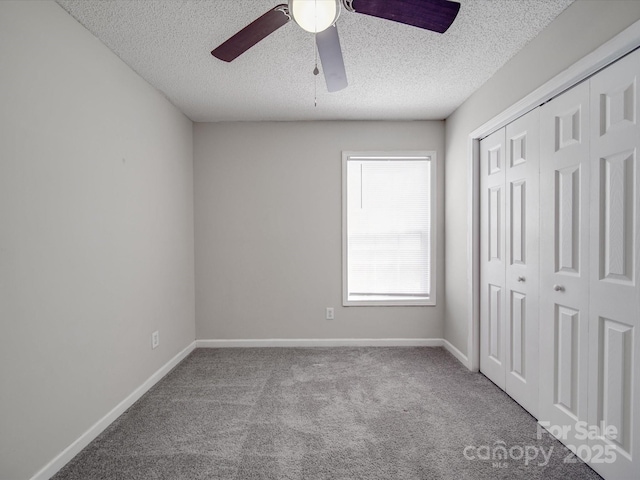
[342,151,436,306]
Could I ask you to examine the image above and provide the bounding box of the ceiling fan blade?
[212,4,290,62]
[350,0,460,33]
[316,25,348,93]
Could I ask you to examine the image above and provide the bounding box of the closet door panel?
[539,80,591,446]
[480,128,507,389]
[505,108,539,418]
[587,48,640,480]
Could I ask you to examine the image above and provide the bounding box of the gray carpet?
[52,347,600,479]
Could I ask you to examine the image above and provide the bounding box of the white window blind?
[343,152,435,306]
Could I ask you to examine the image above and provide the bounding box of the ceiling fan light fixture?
[288,0,340,33]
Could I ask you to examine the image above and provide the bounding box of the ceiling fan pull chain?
[314,33,319,107]
[313,37,319,77]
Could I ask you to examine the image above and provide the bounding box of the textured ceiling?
[56,0,573,122]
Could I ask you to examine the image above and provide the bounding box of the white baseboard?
[31,341,196,480]
[197,338,470,368]
[443,339,470,367]
[196,338,445,348]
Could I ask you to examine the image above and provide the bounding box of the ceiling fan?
[211,0,461,93]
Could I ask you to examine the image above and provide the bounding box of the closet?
[480,47,640,479]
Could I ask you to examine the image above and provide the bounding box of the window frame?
[342,151,437,307]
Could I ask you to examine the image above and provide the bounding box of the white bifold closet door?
[480,108,540,418]
[480,127,506,389]
[539,80,591,447]
[539,48,640,479]
[586,49,640,480]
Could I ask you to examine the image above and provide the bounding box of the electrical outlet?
[151,331,159,349]
[326,307,334,320]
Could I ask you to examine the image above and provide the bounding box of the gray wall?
[0,2,195,479]
[194,121,445,340]
[444,0,640,357]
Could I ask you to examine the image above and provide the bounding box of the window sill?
[343,295,435,307]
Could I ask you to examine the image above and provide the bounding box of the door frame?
[466,20,640,372]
